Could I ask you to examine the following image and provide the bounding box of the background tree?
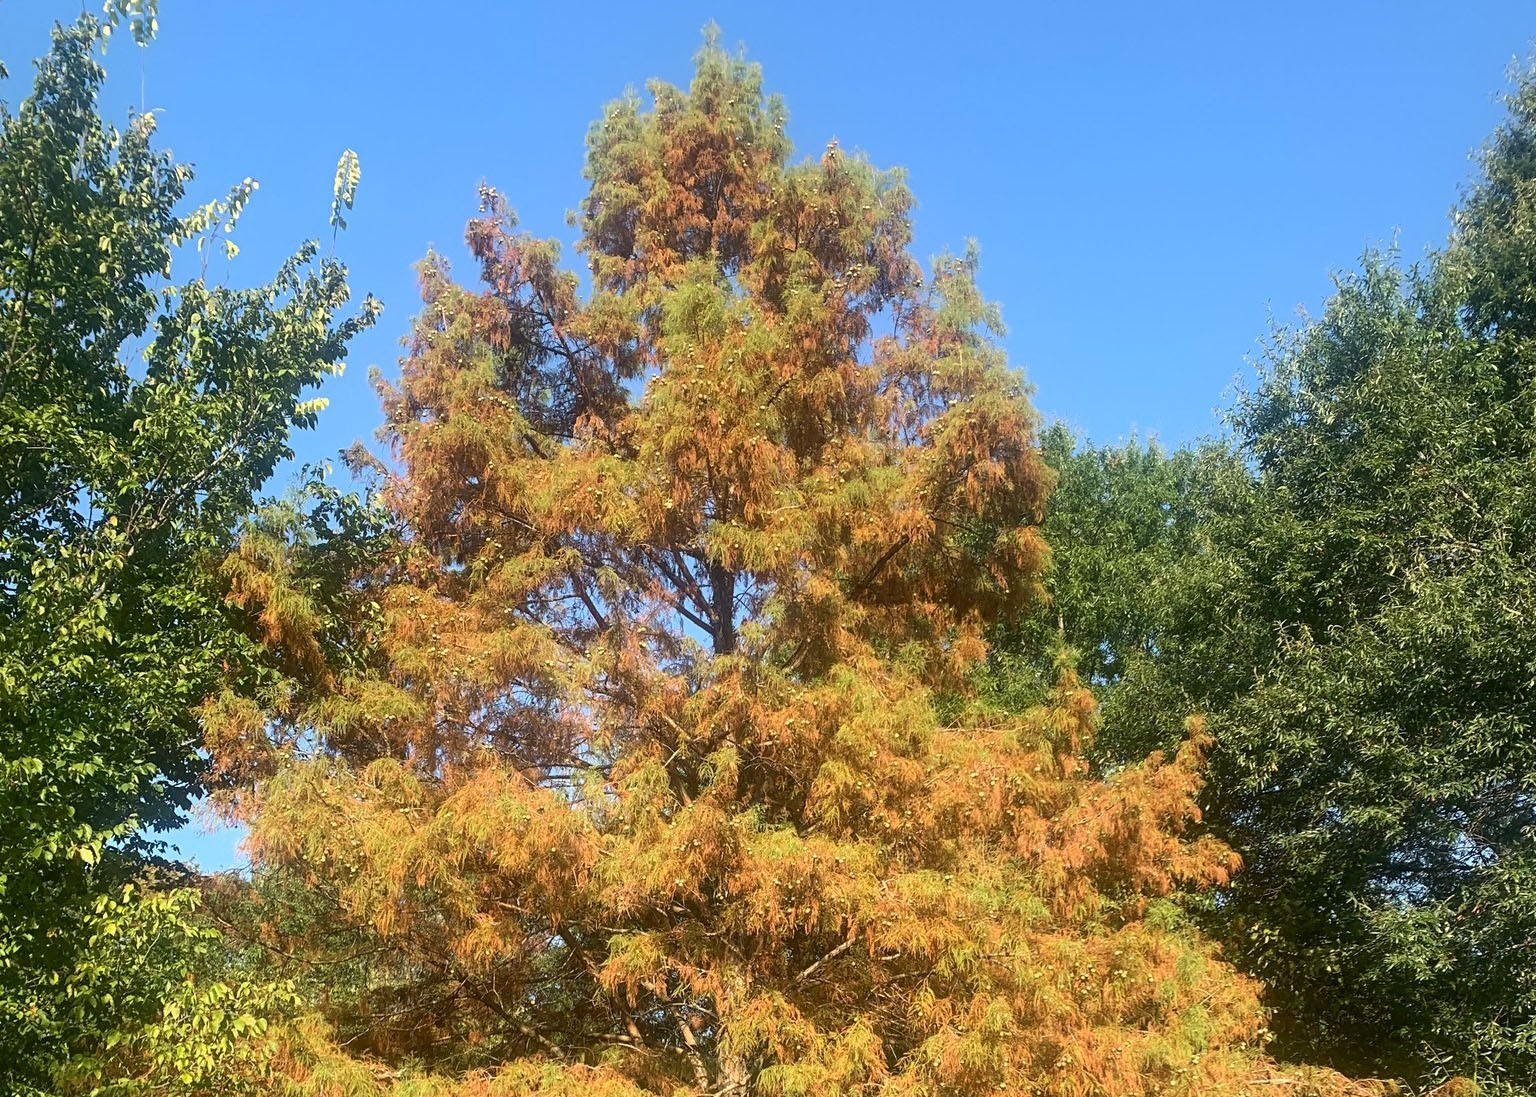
[1004,68,1536,1096]
[212,38,1377,1097]
[0,10,376,1092]
[989,423,1241,730]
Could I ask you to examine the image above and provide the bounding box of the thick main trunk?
[710,563,736,655]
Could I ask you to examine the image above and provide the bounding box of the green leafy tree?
[990,424,1239,726]
[0,10,376,1092]
[1007,69,1536,1096]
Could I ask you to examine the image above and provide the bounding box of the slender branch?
[657,585,718,637]
[565,937,650,1050]
[673,1003,712,1090]
[781,535,912,671]
[845,535,912,602]
[794,937,856,984]
[649,546,716,630]
[571,571,609,631]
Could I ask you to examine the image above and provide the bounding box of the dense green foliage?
[0,12,374,1093]
[1007,73,1536,1097]
[992,423,1237,716]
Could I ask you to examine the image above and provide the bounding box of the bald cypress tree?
[209,39,1374,1097]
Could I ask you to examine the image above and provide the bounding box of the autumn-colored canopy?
[207,38,1376,1097]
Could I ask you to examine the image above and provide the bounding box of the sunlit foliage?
[208,36,1377,1097]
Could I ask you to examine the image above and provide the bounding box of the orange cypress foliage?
[213,37,1378,1097]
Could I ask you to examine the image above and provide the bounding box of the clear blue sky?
[5,0,1535,867]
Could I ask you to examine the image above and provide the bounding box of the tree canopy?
[195,36,1376,1097]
